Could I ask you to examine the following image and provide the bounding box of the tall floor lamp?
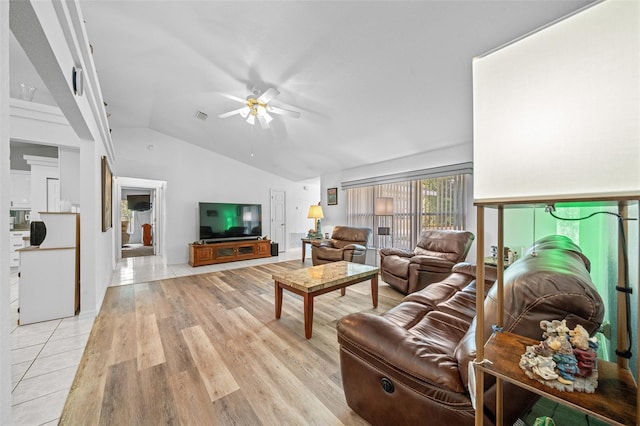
[375,197,393,248]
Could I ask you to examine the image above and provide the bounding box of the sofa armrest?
[409,255,456,272]
[380,247,414,258]
[452,262,498,282]
[343,243,366,252]
[454,317,477,390]
[312,240,334,248]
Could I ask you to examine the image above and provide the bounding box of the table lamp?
[307,205,324,238]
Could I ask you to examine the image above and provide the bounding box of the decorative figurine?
[519,319,599,393]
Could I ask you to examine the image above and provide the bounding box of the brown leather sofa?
[311,226,372,265]
[337,235,604,426]
[380,229,475,294]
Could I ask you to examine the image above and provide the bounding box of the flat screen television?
[198,202,262,242]
[127,195,151,211]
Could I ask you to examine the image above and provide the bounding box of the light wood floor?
[60,260,404,425]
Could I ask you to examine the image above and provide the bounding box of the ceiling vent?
[194,111,208,121]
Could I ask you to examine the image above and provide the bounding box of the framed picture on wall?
[101,156,113,232]
[327,187,338,205]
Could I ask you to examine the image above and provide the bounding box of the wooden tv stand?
[189,239,271,267]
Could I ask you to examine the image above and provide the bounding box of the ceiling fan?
[218,87,301,129]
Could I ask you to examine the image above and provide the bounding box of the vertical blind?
[346,174,467,250]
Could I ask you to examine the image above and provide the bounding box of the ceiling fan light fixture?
[218,86,300,129]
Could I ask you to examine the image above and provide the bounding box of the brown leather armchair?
[337,235,604,426]
[311,226,372,265]
[380,229,475,294]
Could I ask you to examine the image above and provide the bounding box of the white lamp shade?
[473,1,640,202]
[375,197,394,215]
[307,205,324,219]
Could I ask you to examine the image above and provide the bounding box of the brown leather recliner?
[337,235,604,426]
[311,226,372,265]
[380,229,475,294]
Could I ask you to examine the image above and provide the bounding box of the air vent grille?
[194,111,208,121]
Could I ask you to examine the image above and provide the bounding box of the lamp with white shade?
[307,205,324,238]
[472,2,640,423]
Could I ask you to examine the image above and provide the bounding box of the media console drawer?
[189,240,271,266]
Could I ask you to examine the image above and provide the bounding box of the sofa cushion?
[414,230,475,263]
[456,235,604,392]
[380,255,410,278]
[453,317,477,390]
[316,247,344,261]
[409,255,455,272]
[330,226,370,246]
[337,311,468,393]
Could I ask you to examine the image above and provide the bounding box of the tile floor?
[9,249,303,425]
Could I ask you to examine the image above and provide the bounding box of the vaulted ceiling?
[11,0,594,181]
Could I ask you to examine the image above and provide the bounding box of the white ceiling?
[11,0,595,181]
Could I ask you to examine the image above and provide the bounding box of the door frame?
[270,188,286,252]
[114,177,166,261]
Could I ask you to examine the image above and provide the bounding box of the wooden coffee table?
[273,261,379,339]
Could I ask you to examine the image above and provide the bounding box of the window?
[346,174,468,250]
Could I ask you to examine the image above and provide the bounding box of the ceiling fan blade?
[257,115,270,130]
[267,105,301,119]
[257,88,279,104]
[221,93,247,104]
[218,107,249,118]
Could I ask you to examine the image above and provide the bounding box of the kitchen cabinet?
[10,170,31,208]
[9,231,29,268]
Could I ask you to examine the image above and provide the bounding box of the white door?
[270,189,286,252]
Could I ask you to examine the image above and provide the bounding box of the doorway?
[121,189,154,258]
[270,189,286,252]
[115,177,166,261]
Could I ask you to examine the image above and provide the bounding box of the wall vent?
[194,111,208,121]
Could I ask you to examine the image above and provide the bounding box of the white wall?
[112,128,320,264]
[0,2,11,422]
[10,0,118,320]
[59,146,80,206]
